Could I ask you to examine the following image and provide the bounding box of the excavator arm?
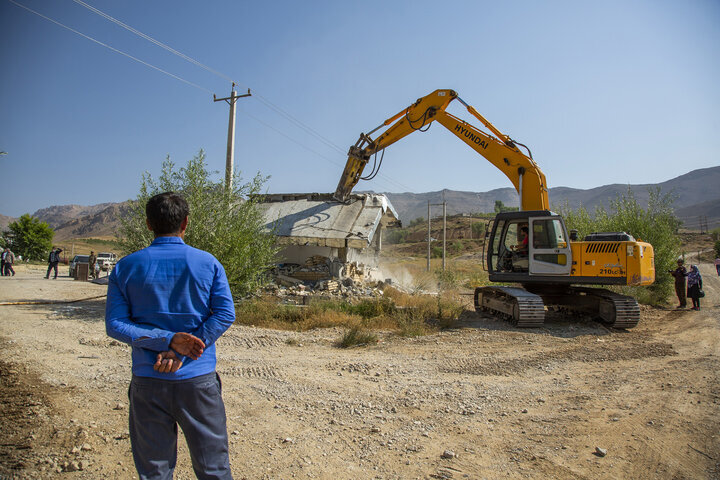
[334,89,549,211]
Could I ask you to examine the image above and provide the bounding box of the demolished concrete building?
[258,193,400,283]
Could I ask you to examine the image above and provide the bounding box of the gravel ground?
[0,263,718,479]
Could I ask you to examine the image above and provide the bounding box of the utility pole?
[427,201,431,272]
[214,83,251,190]
[426,197,447,272]
[442,197,447,271]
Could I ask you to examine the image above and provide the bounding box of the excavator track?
[566,287,641,329]
[474,286,545,328]
[475,286,641,329]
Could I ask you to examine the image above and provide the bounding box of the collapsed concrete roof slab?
[258,193,400,249]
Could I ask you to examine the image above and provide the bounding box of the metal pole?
[427,201,431,272]
[442,200,447,271]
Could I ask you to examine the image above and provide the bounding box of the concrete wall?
[277,245,338,264]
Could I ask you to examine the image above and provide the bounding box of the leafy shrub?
[385,228,409,244]
[435,269,459,289]
[118,151,278,298]
[1,214,54,261]
[558,187,681,304]
[471,222,485,237]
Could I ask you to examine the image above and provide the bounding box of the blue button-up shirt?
[105,236,235,379]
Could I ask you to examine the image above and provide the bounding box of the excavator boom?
[333,89,654,329]
[334,89,549,211]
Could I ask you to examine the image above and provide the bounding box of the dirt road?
[1,264,718,479]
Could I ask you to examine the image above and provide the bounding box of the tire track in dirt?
[218,333,285,349]
[218,364,282,379]
[439,340,676,376]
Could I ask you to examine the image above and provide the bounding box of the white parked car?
[96,252,118,271]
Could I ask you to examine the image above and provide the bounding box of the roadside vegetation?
[1,214,54,261]
[117,150,278,297]
[235,286,465,345]
[558,187,681,305]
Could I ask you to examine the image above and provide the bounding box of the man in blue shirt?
[106,192,235,479]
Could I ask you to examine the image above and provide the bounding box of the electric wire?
[70,0,346,155]
[71,0,240,88]
[253,94,346,155]
[11,0,409,192]
[242,111,412,192]
[7,0,212,94]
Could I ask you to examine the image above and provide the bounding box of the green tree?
[558,187,681,304]
[714,240,720,258]
[2,214,54,261]
[384,228,408,244]
[118,150,278,298]
[494,200,518,213]
[471,222,485,237]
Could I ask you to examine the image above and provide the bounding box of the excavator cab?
[487,210,572,283]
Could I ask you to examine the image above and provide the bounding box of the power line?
[8,0,212,94]
[11,0,408,192]
[69,0,345,155]
[253,95,345,154]
[71,0,241,88]
[242,111,412,193]
[66,0,402,187]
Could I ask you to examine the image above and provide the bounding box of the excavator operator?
[517,225,529,255]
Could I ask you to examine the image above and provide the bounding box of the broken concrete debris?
[258,193,402,302]
[264,273,395,305]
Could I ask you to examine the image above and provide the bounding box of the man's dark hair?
[146,192,189,235]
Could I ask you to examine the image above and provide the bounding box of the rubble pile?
[267,255,404,304]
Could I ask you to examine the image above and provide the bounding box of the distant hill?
[1,166,718,239]
[674,198,720,231]
[32,203,117,229]
[52,202,133,241]
[0,214,15,231]
[382,166,720,227]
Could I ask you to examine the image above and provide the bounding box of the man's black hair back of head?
[146,192,189,235]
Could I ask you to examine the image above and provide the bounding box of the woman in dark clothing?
[686,265,703,311]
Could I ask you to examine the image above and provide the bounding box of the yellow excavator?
[334,89,655,328]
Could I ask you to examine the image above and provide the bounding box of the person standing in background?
[669,259,687,308]
[687,265,703,311]
[46,247,62,279]
[3,248,15,276]
[714,256,720,276]
[88,251,97,280]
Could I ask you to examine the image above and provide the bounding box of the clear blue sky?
[1,0,718,217]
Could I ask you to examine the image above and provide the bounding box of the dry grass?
[337,327,378,348]
[235,288,465,339]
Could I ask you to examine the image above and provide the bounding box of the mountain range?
[381,166,719,229]
[1,166,718,239]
